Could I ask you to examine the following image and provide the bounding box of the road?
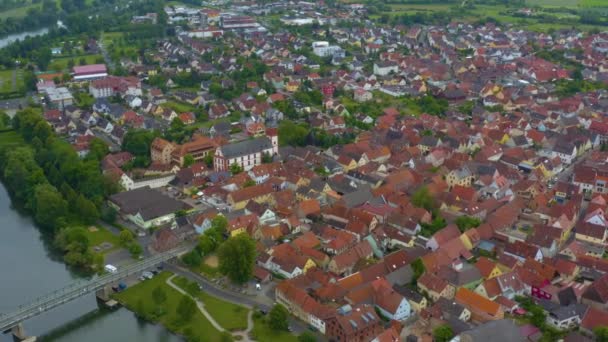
[98,33,115,71]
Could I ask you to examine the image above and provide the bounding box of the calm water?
[0,183,181,342]
[0,28,49,49]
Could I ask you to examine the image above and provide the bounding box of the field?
[114,272,227,342]
[0,69,24,95]
[84,226,122,255]
[49,55,103,72]
[163,100,196,113]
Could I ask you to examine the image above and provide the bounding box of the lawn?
[163,100,196,113]
[49,55,103,72]
[251,315,299,342]
[0,69,23,94]
[84,226,122,255]
[173,276,249,331]
[114,272,228,342]
[0,131,24,148]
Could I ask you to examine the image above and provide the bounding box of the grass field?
[163,101,196,113]
[0,131,24,148]
[114,272,228,342]
[49,55,103,72]
[84,226,122,255]
[0,69,24,94]
[173,276,249,331]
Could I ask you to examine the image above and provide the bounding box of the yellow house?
[302,259,316,273]
[498,133,510,145]
[460,229,480,251]
[475,257,502,279]
[418,273,455,302]
[575,223,607,245]
[447,167,474,187]
[337,155,357,171]
[227,184,275,210]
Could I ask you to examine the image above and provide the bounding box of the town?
[0,0,608,341]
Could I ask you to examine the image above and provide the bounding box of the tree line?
[0,108,118,268]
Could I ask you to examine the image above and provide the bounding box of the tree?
[183,154,195,167]
[243,179,256,187]
[298,332,317,342]
[217,234,256,284]
[203,154,213,168]
[0,111,10,129]
[455,216,481,232]
[182,250,202,267]
[411,186,435,211]
[119,229,134,245]
[278,121,310,147]
[176,295,197,323]
[88,138,109,161]
[74,194,99,224]
[128,242,143,258]
[594,327,608,342]
[433,325,454,342]
[411,258,425,284]
[262,152,273,164]
[529,306,546,328]
[230,163,243,175]
[268,304,289,331]
[33,183,68,231]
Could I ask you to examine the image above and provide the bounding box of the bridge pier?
[96,286,111,302]
[11,323,36,341]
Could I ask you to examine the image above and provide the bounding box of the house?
[150,137,176,165]
[170,136,216,166]
[214,132,278,172]
[371,278,411,321]
[108,187,190,229]
[475,257,502,279]
[373,61,399,76]
[328,240,373,276]
[545,303,588,330]
[324,304,384,342]
[582,273,608,310]
[418,272,455,302]
[396,286,428,313]
[89,76,142,98]
[455,287,504,322]
[447,166,474,187]
[354,88,373,102]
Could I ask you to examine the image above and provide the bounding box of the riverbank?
[0,182,181,342]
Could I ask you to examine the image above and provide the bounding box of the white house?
[373,61,399,76]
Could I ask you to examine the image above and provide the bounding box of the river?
[0,28,49,49]
[0,183,181,342]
